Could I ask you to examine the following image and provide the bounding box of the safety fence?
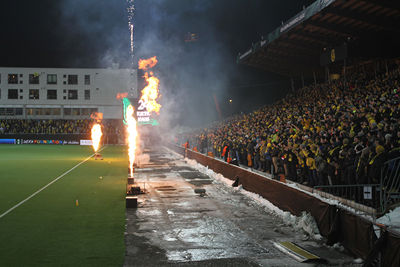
[314,184,381,211]
[314,156,400,216]
[380,157,400,214]
[170,145,400,266]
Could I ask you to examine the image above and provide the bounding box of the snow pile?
[239,186,322,240]
[295,211,323,240]
[332,242,345,252]
[183,148,374,222]
[286,180,376,222]
[377,206,400,228]
[184,158,322,240]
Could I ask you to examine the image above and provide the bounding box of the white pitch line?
[0,147,106,219]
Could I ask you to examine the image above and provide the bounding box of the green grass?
[0,145,128,266]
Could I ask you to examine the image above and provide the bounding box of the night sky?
[0,0,312,127]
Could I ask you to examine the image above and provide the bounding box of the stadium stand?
[237,0,400,80]
[0,119,124,144]
[177,2,400,263]
[0,119,121,135]
[178,0,400,213]
[181,64,400,188]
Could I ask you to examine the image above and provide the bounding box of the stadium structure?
[238,0,400,84]
[230,0,400,265]
[0,67,138,119]
[2,1,400,266]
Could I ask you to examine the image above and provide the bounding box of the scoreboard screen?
[123,97,159,126]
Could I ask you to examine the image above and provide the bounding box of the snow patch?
[332,242,345,252]
[377,206,400,228]
[184,158,322,240]
[286,180,375,222]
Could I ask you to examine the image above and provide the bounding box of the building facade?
[0,67,137,119]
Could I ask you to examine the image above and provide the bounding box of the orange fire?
[116,92,128,100]
[141,72,161,113]
[138,56,158,70]
[91,124,102,152]
[139,57,161,114]
[126,105,138,177]
[90,112,103,121]
[90,112,103,153]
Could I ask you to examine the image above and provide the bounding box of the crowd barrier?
[169,145,400,266]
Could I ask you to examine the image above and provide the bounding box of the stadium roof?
[238,0,400,78]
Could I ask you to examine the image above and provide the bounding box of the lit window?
[47,74,57,84]
[53,108,61,115]
[68,90,78,100]
[29,89,39,100]
[29,74,40,84]
[8,74,18,84]
[81,108,90,115]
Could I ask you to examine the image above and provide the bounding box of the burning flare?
[116,92,128,100]
[139,57,161,114]
[126,105,138,177]
[90,112,103,121]
[138,56,157,70]
[141,72,161,113]
[91,124,102,152]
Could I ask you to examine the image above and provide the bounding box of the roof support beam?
[274,38,323,53]
[306,20,362,37]
[361,0,400,10]
[288,31,339,46]
[326,7,400,33]
[265,46,318,62]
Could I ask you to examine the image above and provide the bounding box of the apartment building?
[0,67,137,119]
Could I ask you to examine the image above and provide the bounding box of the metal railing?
[380,156,400,214]
[314,156,400,216]
[314,184,381,210]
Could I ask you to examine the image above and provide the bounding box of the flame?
[138,56,158,70]
[141,72,161,113]
[138,57,161,114]
[116,92,128,100]
[91,124,102,152]
[90,112,103,121]
[126,104,138,177]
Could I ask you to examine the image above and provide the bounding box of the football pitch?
[0,145,128,266]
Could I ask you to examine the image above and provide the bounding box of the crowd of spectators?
[0,119,122,135]
[179,65,400,188]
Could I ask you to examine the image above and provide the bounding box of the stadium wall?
[169,145,400,265]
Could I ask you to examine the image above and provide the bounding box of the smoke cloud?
[54,0,310,132]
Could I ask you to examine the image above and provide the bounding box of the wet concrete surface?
[124,147,360,267]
